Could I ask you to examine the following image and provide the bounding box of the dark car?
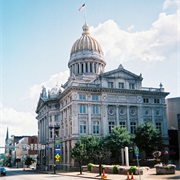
[0,167,6,176]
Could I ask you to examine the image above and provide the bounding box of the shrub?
[129,166,137,174]
[87,163,94,171]
[113,165,119,174]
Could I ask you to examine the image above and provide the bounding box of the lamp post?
[49,125,60,174]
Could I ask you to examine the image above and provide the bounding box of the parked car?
[0,167,6,176]
[29,165,36,170]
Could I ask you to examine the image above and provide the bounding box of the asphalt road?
[1,167,180,180]
[0,168,82,180]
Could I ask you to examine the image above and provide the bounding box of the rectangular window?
[143,98,149,103]
[156,122,162,132]
[154,99,160,104]
[129,83,135,89]
[92,95,99,101]
[119,83,124,89]
[130,122,136,134]
[92,105,99,114]
[109,121,115,133]
[55,129,59,137]
[54,115,59,121]
[92,121,99,134]
[79,105,87,114]
[80,121,86,134]
[50,130,53,138]
[120,122,126,128]
[108,82,114,88]
[79,94,86,100]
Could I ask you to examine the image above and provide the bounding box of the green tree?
[133,122,162,157]
[105,126,131,161]
[71,139,88,174]
[92,136,111,175]
[25,156,34,167]
[80,135,96,162]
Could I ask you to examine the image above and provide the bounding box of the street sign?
[55,154,60,162]
[134,146,139,157]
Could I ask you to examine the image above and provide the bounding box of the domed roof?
[70,23,103,56]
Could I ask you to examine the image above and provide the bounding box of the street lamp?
[49,125,60,174]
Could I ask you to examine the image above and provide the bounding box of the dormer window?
[119,82,124,89]
[108,82,114,88]
[129,83,135,89]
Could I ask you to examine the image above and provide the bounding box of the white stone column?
[79,63,81,73]
[137,105,143,125]
[121,148,125,165]
[92,62,94,73]
[66,141,69,165]
[127,106,130,132]
[116,105,119,125]
[62,142,65,165]
[101,105,108,135]
[88,104,92,134]
[125,146,129,166]
[152,108,155,125]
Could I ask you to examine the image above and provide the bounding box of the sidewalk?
[36,167,180,180]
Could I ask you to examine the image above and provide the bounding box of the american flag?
[79,3,85,11]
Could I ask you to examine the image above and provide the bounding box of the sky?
[0,0,179,152]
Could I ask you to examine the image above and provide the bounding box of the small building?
[166,97,180,162]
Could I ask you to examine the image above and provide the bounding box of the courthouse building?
[36,23,169,170]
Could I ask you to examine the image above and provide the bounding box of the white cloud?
[0,70,70,152]
[29,70,69,100]
[163,0,179,11]
[90,8,179,64]
[0,105,37,152]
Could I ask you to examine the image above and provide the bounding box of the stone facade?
[36,24,169,170]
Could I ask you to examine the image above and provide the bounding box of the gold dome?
[70,23,103,56]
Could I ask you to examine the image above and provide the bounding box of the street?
[0,168,86,180]
[1,167,180,180]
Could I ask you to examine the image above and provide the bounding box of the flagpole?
[84,5,87,23]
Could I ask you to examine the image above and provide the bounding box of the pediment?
[102,68,142,80]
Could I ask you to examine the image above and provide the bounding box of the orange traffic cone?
[131,173,135,180]
[126,172,130,180]
[101,169,107,179]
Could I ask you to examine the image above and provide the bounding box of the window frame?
[79,94,86,100]
[118,82,124,89]
[79,121,87,134]
[108,82,114,88]
[79,104,87,114]
[92,121,100,134]
[92,95,99,101]
[109,121,115,133]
